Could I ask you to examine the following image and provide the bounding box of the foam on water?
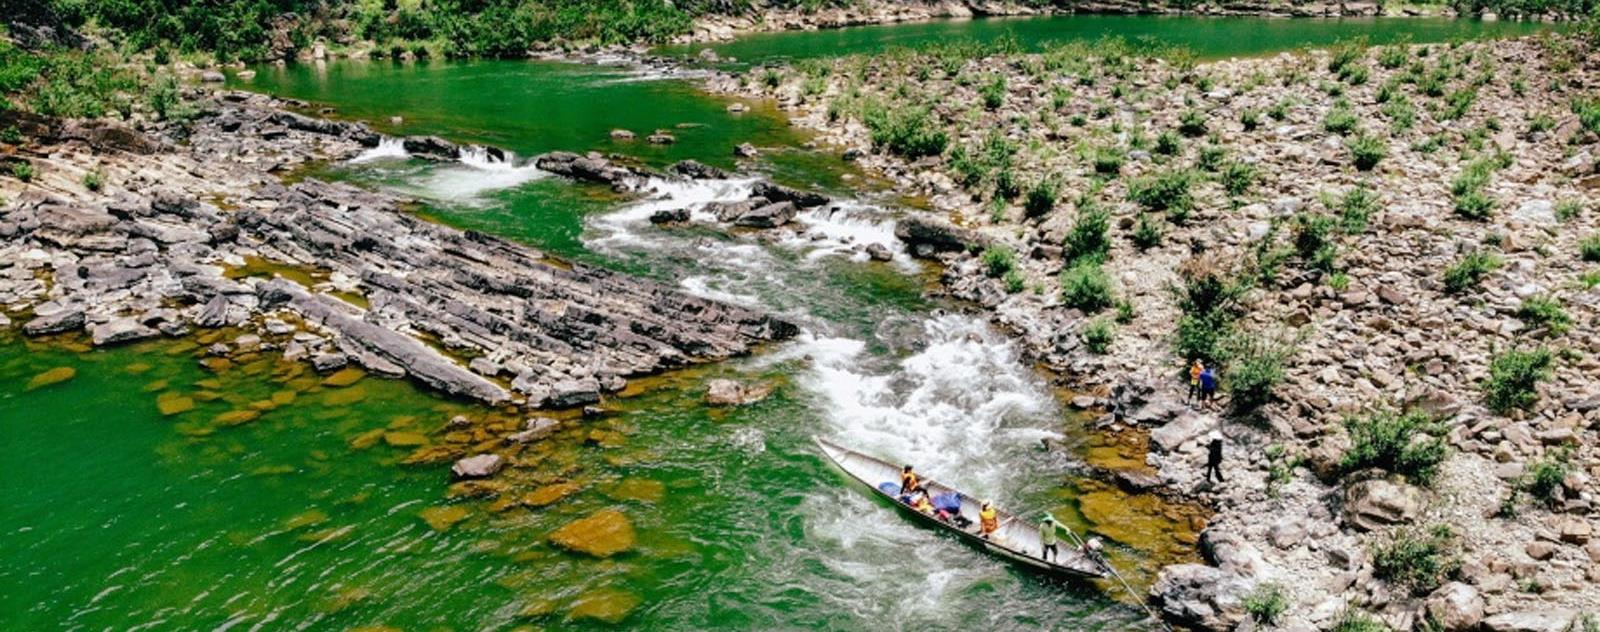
[413,146,548,204]
[348,137,409,163]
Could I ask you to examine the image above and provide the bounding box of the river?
[0,14,1551,631]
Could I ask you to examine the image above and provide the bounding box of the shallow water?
[7,12,1538,629]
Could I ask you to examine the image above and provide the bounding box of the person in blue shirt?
[1198,366,1219,407]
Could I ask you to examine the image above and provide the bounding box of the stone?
[156,392,196,416]
[200,70,225,83]
[310,353,349,373]
[22,309,86,336]
[668,159,727,180]
[523,482,581,507]
[1148,564,1251,631]
[1268,519,1305,549]
[649,208,690,224]
[752,181,828,208]
[548,509,635,558]
[1481,610,1577,632]
[646,132,676,145]
[214,409,262,426]
[1344,478,1423,531]
[1559,518,1592,544]
[450,453,504,480]
[418,505,470,532]
[733,142,758,158]
[1525,540,1556,561]
[321,367,366,387]
[567,587,639,624]
[732,201,797,228]
[507,416,559,444]
[608,129,635,140]
[705,378,774,405]
[1149,412,1218,453]
[383,431,429,447]
[26,366,77,390]
[893,215,986,256]
[91,318,157,346]
[866,243,893,261]
[1424,582,1484,631]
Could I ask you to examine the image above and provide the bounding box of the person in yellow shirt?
[1187,359,1205,403]
[978,500,999,540]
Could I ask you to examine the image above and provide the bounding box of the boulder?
[22,309,85,336]
[705,200,754,222]
[866,243,893,261]
[733,142,758,158]
[311,353,349,373]
[1149,411,1218,453]
[648,208,690,225]
[535,151,642,188]
[705,379,774,406]
[90,318,157,346]
[1481,610,1577,632]
[507,417,559,444]
[732,201,797,228]
[1424,582,1484,631]
[549,509,635,558]
[450,454,505,480]
[1344,478,1424,531]
[545,378,601,408]
[1148,564,1252,631]
[894,215,985,256]
[646,132,676,145]
[668,159,728,180]
[609,129,635,140]
[752,181,828,208]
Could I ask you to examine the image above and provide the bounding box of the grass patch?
[1483,348,1553,414]
[1442,251,1501,294]
[1060,260,1114,313]
[1373,525,1460,596]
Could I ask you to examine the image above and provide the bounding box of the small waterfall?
[457,145,515,171]
[349,137,409,163]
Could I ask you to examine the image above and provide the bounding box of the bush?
[1323,104,1358,135]
[1373,525,1460,596]
[1574,97,1600,136]
[1002,269,1025,293]
[82,169,102,191]
[1453,190,1496,220]
[1131,214,1163,250]
[1525,448,1571,505]
[1554,199,1583,222]
[1178,108,1207,137]
[10,160,34,182]
[1483,348,1553,414]
[1063,203,1111,265]
[1332,611,1392,632]
[1244,583,1288,625]
[1197,144,1228,172]
[1127,168,1195,219]
[863,105,948,159]
[1219,161,1256,197]
[1337,184,1378,234]
[1517,296,1570,335]
[1082,318,1114,354]
[1581,233,1600,262]
[1291,213,1338,273]
[1340,409,1448,485]
[1060,260,1114,313]
[1442,251,1501,294]
[980,74,1006,110]
[1091,145,1124,175]
[1347,133,1386,171]
[1223,334,1293,413]
[1154,130,1182,156]
[981,245,1015,278]
[1023,178,1058,218]
[1240,108,1260,131]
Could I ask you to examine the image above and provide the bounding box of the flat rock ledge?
[0,91,797,407]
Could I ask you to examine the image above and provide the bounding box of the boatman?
[1039,515,1060,562]
[899,464,919,499]
[979,500,999,540]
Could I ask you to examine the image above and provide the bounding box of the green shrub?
[1328,38,1366,74]
[1291,213,1338,273]
[1131,215,1163,250]
[1224,334,1292,413]
[1002,269,1025,293]
[1340,409,1448,485]
[1060,260,1114,313]
[1382,94,1416,131]
[1331,611,1392,632]
[1373,525,1460,596]
[1526,448,1571,504]
[1268,99,1291,121]
[1219,161,1256,197]
[1178,108,1207,137]
[994,168,1021,200]
[980,74,1006,110]
[1063,204,1111,265]
[1517,296,1570,335]
[1483,348,1553,414]
[1243,583,1288,625]
[1580,233,1600,262]
[1082,318,1114,354]
[1554,199,1583,222]
[1347,133,1386,171]
[1023,178,1058,218]
[1573,97,1600,136]
[82,169,102,192]
[1126,168,1195,219]
[1440,87,1477,121]
[1454,190,1496,220]
[1337,184,1378,234]
[1378,45,1408,69]
[10,160,34,182]
[1197,144,1228,172]
[1442,251,1501,293]
[863,105,948,159]
[1240,108,1260,131]
[1323,104,1358,135]
[981,245,1015,278]
[761,67,783,88]
[1091,145,1124,175]
[1154,130,1182,156]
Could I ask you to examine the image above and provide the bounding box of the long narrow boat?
[814,436,1107,579]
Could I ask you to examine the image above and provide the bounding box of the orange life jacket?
[901,471,918,490]
[979,507,998,532]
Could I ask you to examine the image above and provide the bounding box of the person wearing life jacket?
[899,464,919,499]
[979,500,999,540]
[911,489,935,515]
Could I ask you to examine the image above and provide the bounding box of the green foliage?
[1197,144,1228,172]
[1526,448,1572,505]
[1323,103,1358,135]
[1170,258,1250,364]
[1002,268,1025,293]
[1291,213,1338,273]
[1154,130,1182,156]
[1337,184,1378,234]
[1327,38,1366,75]
[1442,251,1501,294]
[1580,233,1600,262]
[1126,168,1195,220]
[10,160,35,182]
[1224,333,1293,413]
[863,104,947,159]
[761,67,784,88]
[1219,161,1256,197]
[1244,583,1288,625]
[1091,144,1125,176]
[1554,199,1583,222]
[1131,215,1163,250]
[1440,87,1478,121]
[82,169,103,192]
[1023,178,1058,218]
[1265,444,1301,498]
[1373,525,1460,596]
[1082,318,1114,354]
[1517,296,1570,335]
[1063,203,1111,265]
[1483,348,1554,414]
[1378,44,1408,69]
[1331,611,1392,632]
[1340,410,1448,485]
[1347,133,1386,171]
[1454,190,1496,221]
[1573,97,1600,136]
[1239,108,1260,131]
[1178,108,1207,137]
[1060,260,1114,313]
[1268,99,1291,121]
[980,245,1015,278]
[980,74,1006,110]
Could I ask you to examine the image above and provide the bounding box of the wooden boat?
[814,436,1107,579]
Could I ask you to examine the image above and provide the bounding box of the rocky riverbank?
[0,90,797,408]
[711,34,1600,630]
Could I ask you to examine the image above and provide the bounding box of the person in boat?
[978,500,999,540]
[1039,515,1060,562]
[1081,536,1105,560]
[932,492,970,528]
[911,488,935,515]
[899,464,919,499]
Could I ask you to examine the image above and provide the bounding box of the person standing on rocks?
[1205,433,1226,484]
[1187,359,1205,403]
[1199,365,1219,408]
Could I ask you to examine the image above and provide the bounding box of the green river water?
[1,15,1551,631]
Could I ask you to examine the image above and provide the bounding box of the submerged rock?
[26,366,78,390]
[522,482,582,508]
[156,392,196,416]
[450,453,505,480]
[23,310,86,336]
[567,587,640,624]
[732,201,797,228]
[705,379,774,405]
[506,417,560,444]
[549,509,635,558]
[417,505,470,532]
